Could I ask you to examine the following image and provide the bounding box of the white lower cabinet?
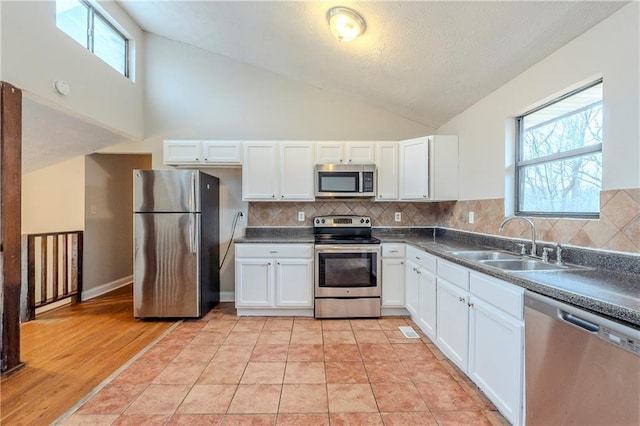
[381,244,406,308]
[235,259,273,307]
[417,266,437,341]
[436,277,470,372]
[275,259,314,307]
[235,244,313,315]
[404,260,420,316]
[469,273,524,426]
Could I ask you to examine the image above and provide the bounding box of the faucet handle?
[516,243,527,255]
[554,243,563,265]
[542,247,553,262]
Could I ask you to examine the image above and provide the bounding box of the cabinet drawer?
[406,245,436,273]
[437,259,469,290]
[382,244,405,258]
[236,244,313,258]
[470,273,524,320]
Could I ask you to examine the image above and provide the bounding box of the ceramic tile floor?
[62,304,509,425]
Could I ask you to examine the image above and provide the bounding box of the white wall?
[438,3,640,201]
[22,156,85,234]
[1,0,144,139]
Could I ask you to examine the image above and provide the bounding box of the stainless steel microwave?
[315,164,376,198]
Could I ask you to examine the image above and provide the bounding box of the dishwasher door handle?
[559,310,599,332]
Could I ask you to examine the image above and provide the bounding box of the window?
[56,0,129,77]
[515,80,603,218]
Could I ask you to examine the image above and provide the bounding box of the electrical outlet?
[239,211,245,221]
[394,212,402,222]
[469,211,475,224]
[298,211,305,221]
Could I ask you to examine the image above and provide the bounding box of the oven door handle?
[315,245,380,253]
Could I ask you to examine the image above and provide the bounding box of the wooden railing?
[26,231,83,320]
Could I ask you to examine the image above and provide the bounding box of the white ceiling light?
[327,7,366,42]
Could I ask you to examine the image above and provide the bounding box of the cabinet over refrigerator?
[133,169,220,318]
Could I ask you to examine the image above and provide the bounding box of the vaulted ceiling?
[118,0,627,128]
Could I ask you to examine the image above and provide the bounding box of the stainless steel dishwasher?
[525,291,640,425]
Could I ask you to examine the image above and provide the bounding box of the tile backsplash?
[248,201,454,227]
[248,188,640,253]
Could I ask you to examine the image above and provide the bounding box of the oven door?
[315,245,381,298]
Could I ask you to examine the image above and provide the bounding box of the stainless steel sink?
[479,259,569,272]
[447,250,522,261]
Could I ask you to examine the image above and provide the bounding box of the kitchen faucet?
[499,216,537,257]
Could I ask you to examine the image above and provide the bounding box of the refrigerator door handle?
[190,172,196,212]
[189,215,196,253]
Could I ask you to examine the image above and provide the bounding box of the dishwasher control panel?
[599,326,640,355]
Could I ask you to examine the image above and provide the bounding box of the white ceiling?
[22,96,131,174]
[22,1,627,173]
[118,0,627,128]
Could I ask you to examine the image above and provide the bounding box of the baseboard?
[82,275,133,301]
[220,291,235,303]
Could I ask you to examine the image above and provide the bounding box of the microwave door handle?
[359,173,363,193]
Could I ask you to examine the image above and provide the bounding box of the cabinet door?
[235,259,273,307]
[469,297,523,426]
[436,278,469,372]
[280,142,315,201]
[399,137,429,200]
[202,141,242,164]
[382,258,405,307]
[376,143,399,201]
[417,268,437,341]
[242,142,278,200]
[346,142,376,163]
[404,260,420,317]
[163,140,202,164]
[316,142,345,164]
[275,258,313,307]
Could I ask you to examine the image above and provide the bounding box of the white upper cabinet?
[316,142,376,164]
[279,142,315,201]
[243,142,314,201]
[376,142,399,201]
[164,140,242,165]
[242,142,279,200]
[399,135,458,201]
[201,141,242,164]
[164,140,202,164]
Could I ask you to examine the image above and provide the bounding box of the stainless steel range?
[314,215,381,318]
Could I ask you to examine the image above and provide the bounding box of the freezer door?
[134,212,201,317]
[134,169,200,213]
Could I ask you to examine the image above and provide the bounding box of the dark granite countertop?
[236,226,640,328]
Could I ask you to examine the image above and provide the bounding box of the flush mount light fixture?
[327,6,366,42]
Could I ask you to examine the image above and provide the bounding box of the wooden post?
[1,82,23,374]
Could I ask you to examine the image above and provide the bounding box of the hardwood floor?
[0,284,175,425]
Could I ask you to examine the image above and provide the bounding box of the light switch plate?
[468,211,475,224]
[298,211,305,221]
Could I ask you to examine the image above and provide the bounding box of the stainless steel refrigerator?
[133,169,220,318]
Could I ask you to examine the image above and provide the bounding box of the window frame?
[514,79,603,219]
[57,0,130,78]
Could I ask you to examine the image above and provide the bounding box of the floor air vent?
[398,325,420,339]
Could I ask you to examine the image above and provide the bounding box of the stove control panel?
[314,215,372,228]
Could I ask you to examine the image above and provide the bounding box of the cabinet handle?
[389,250,398,253]
[268,262,272,266]
[277,262,280,265]
[422,195,427,198]
[468,302,474,308]
[272,195,275,198]
[415,256,421,260]
[195,157,199,161]
[269,250,278,253]
[416,270,421,275]
[458,297,465,303]
[400,261,404,265]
